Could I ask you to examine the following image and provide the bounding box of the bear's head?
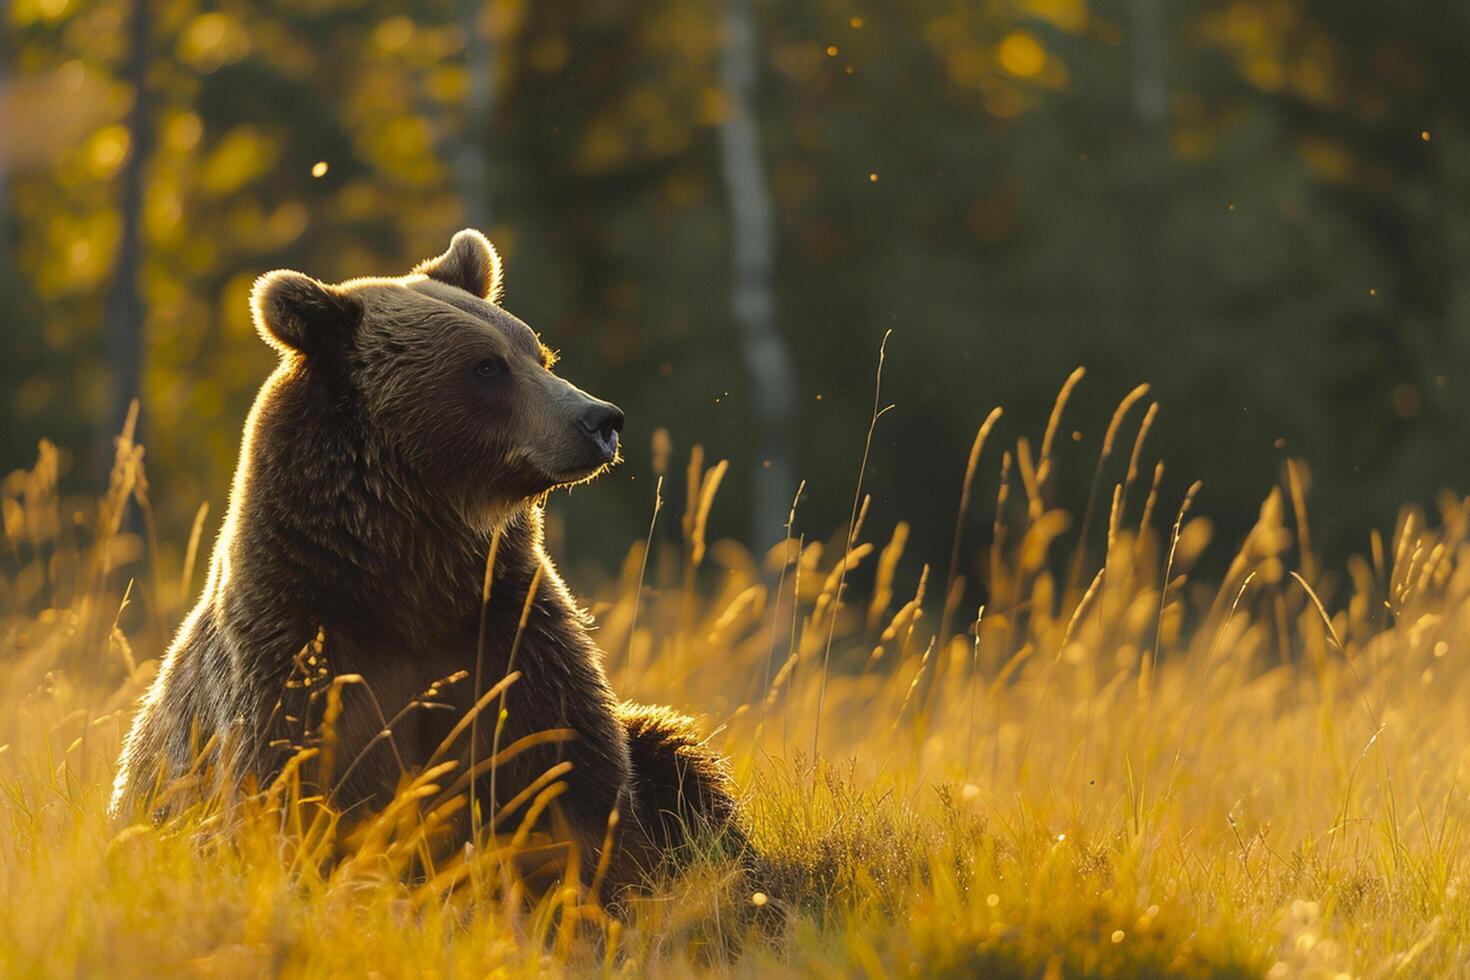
[249,229,624,526]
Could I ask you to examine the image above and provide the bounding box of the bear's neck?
[222,366,585,661]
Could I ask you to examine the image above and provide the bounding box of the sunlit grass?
[4,373,1470,976]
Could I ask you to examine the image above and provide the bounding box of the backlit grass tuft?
[3,376,1469,976]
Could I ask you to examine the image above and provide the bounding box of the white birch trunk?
[1129,0,1168,128]
[452,0,498,230]
[717,0,798,543]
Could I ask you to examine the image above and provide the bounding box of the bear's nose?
[579,402,625,461]
[580,402,624,438]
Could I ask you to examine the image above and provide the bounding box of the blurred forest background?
[3,0,1469,581]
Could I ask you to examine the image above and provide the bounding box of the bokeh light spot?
[997,31,1046,77]
[87,125,131,178]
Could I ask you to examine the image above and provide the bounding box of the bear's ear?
[250,270,362,356]
[413,228,503,302]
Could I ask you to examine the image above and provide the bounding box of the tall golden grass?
[2,370,1469,976]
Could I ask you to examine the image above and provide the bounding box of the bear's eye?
[475,356,509,380]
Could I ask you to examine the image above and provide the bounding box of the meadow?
[2,366,1468,978]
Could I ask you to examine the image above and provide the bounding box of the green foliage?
[7,0,1470,582]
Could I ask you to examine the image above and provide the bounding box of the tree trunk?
[103,0,153,444]
[717,0,798,544]
[452,0,498,231]
[1129,0,1168,129]
[0,0,14,290]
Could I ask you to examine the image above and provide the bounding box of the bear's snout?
[578,401,625,463]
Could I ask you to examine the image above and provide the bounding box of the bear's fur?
[110,230,745,893]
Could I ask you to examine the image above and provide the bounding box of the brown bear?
[110,229,744,893]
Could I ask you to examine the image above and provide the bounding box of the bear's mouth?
[544,427,620,488]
